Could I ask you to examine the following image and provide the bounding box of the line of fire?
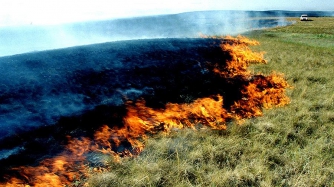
[0,35,290,186]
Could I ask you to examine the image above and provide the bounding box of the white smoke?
[0,10,297,57]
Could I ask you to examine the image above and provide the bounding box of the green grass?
[85,17,334,187]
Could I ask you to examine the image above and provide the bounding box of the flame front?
[212,35,267,77]
[231,73,291,120]
[0,36,290,187]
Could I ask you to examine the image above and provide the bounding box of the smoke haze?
[0,10,299,57]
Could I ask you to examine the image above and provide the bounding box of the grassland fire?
[0,36,290,187]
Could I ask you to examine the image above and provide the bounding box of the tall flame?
[213,35,267,77]
[0,36,290,187]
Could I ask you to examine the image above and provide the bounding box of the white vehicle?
[300,14,308,21]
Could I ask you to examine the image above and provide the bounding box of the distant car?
[300,14,308,21]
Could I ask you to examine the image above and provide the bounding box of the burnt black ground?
[0,38,255,180]
[0,38,230,138]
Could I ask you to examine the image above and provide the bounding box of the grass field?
[85,17,334,187]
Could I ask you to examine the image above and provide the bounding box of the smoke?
[0,10,296,57]
[0,147,22,160]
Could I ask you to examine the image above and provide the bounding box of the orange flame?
[0,36,290,187]
[231,73,291,120]
[92,95,229,156]
[213,35,267,77]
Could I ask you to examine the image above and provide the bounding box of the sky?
[1,0,333,27]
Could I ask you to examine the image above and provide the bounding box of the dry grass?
[85,17,334,187]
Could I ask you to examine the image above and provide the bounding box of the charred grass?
[86,17,334,187]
